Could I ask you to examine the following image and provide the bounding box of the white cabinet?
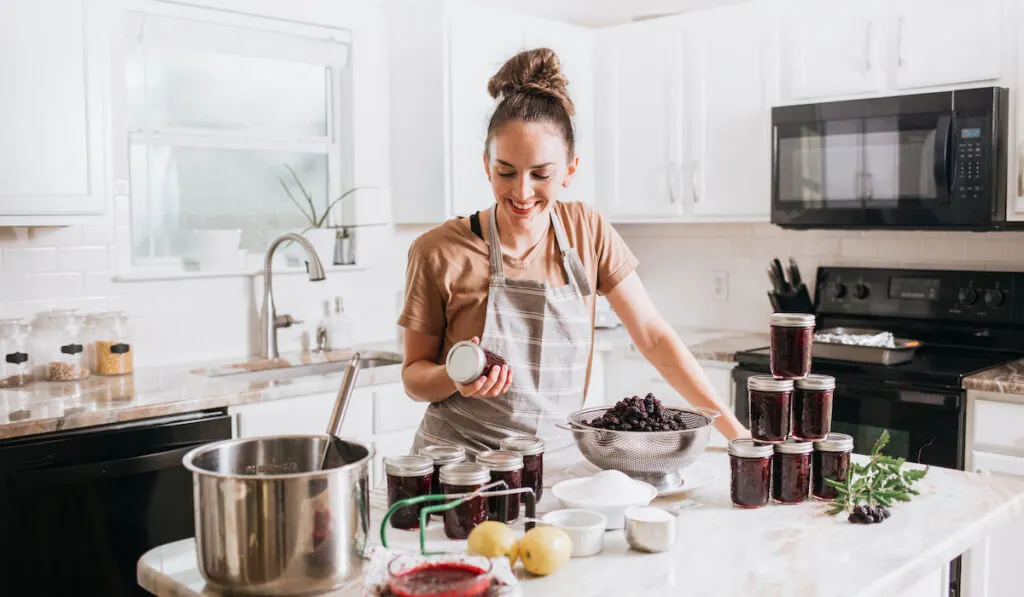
[1010,0,1024,222]
[0,0,109,223]
[387,0,595,224]
[964,450,1024,597]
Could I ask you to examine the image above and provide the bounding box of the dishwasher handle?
[11,444,203,487]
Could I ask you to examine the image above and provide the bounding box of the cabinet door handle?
[667,165,677,204]
[864,21,872,72]
[691,160,700,204]
[896,16,905,67]
[1017,143,1023,197]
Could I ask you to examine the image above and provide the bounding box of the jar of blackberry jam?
[748,375,794,444]
[728,439,773,509]
[446,341,507,385]
[772,439,813,504]
[793,374,835,441]
[384,455,435,530]
[500,435,545,502]
[475,450,523,523]
[769,313,816,380]
[440,462,490,540]
[812,432,854,501]
[418,444,467,495]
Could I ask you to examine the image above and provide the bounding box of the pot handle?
[555,421,600,433]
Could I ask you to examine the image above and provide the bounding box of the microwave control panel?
[955,118,988,202]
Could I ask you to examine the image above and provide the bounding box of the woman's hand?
[454,337,514,398]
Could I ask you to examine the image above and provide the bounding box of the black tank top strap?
[470,211,483,241]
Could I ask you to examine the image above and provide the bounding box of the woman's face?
[484,120,578,232]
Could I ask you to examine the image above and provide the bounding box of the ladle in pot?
[318,352,362,470]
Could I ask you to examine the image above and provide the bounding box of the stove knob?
[985,289,1005,308]
[852,283,870,300]
[829,283,847,299]
[958,288,978,306]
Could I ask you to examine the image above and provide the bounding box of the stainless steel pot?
[183,434,373,596]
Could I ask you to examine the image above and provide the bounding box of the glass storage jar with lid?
[499,435,545,502]
[440,462,490,540]
[728,439,773,509]
[384,455,434,530]
[813,432,855,501]
[46,309,89,381]
[28,311,55,381]
[0,318,32,388]
[769,313,816,379]
[92,311,133,376]
[475,450,523,523]
[772,439,813,504]
[748,375,794,443]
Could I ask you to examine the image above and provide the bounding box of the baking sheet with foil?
[813,328,897,348]
[811,327,918,366]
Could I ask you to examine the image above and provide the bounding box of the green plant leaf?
[872,430,891,456]
[826,503,846,516]
[278,177,315,226]
[284,164,319,225]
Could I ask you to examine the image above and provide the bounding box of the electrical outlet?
[712,271,729,302]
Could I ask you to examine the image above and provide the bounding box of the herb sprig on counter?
[825,430,929,524]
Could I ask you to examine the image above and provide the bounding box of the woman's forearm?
[402,360,457,403]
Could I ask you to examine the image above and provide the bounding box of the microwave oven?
[771,86,1017,230]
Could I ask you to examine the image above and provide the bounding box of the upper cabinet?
[777,0,1008,104]
[387,0,595,225]
[0,0,109,223]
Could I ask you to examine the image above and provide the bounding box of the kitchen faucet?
[259,233,327,359]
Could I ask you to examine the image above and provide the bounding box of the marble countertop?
[963,359,1024,395]
[138,445,1024,597]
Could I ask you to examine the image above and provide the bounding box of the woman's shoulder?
[554,200,605,234]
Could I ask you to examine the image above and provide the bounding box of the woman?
[398,48,747,454]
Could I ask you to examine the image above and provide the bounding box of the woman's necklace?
[494,209,551,262]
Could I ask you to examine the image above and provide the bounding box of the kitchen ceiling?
[462,0,748,28]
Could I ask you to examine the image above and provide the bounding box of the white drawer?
[973,400,1024,454]
[372,383,428,435]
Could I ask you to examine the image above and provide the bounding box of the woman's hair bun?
[487,48,575,117]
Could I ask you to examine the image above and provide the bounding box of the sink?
[201,351,403,384]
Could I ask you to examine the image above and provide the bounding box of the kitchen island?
[138,444,1024,597]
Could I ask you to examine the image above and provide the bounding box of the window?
[124,8,352,266]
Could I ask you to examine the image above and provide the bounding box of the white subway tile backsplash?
[920,239,966,262]
[964,239,1024,262]
[26,273,84,301]
[56,296,110,313]
[57,246,110,272]
[28,226,84,247]
[3,247,57,273]
[80,220,115,245]
[839,238,878,259]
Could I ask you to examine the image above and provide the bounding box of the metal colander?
[562,406,719,491]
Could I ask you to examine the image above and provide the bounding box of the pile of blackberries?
[590,394,689,432]
[847,504,890,524]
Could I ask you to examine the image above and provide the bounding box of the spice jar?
[728,439,773,509]
[384,455,435,530]
[440,462,490,540]
[748,375,794,444]
[773,439,813,504]
[92,311,133,376]
[813,432,854,501]
[46,310,89,381]
[500,435,545,502]
[475,450,523,523]
[793,374,835,441]
[0,318,32,388]
[419,444,467,495]
[445,341,507,385]
[769,313,816,379]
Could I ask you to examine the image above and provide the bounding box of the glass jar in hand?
[384,455,434,530]
[769,313,815,379]
[475,450,523,523]
[445,341,507,385]
[773,439,813,504]
[728,439,773,509]
[793,374,835,441]
[813,433,854,501]
[500,435,545,502]
[440,463,490,540]
[748,376,794,443]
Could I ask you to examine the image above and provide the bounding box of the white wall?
[463,0,746,27]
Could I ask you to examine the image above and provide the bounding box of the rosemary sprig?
[824,430,929,516]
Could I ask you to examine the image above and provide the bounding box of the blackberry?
[853,505,868,518]
[847,512,863,524]
[622,423,632,431]
[880,507,891,519]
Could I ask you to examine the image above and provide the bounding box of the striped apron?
[411,205,593,456]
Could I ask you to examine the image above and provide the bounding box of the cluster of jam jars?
[384,437,545,540]
[729,312,853,508]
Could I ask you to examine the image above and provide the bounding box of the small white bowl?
[541,509,607,557]
[551,477,658,530]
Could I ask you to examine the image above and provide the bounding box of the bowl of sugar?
[551,470,657,530]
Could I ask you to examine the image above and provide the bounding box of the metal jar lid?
[774,439,814,455]
[445,341,485,384]
[770,313,816,328]
[748,375,794,393]
[814,432,855,453]
[728,439,774,459]
[475,450,524,472]
[796,374,836,391]
[499,435,545,456]
[418,444,467,465]
[384,455,434,478]
[439,462,491,486]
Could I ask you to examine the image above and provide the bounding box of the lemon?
[518,526,572,576]
[467,521,518,565]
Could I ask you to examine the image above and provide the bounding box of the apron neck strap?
[486,204,505,279]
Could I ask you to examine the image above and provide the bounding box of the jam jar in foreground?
[419,444,467,495]
[384,455,434,530]
[440,462,491,540]
[748,375,794,444]
[445,341,507,385]
[728,439,773,509]
[475,450,523,523]
[773,439,813,504]
[500,435,545,502]
[793,374,835,441]
[813,432,854,501]
[769,313,816,379]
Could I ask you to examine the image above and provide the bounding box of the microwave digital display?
[889,278,941,301]
[961,128,982,138]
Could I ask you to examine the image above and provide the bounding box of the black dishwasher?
[0,409,232,596]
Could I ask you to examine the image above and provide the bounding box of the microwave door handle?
[933,114,953,204]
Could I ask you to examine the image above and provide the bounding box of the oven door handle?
[11,444,202,487]
[933,114,954,204]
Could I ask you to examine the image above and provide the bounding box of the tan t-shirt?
[397,201,639,396]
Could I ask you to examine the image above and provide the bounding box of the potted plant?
[278,164,373,266]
